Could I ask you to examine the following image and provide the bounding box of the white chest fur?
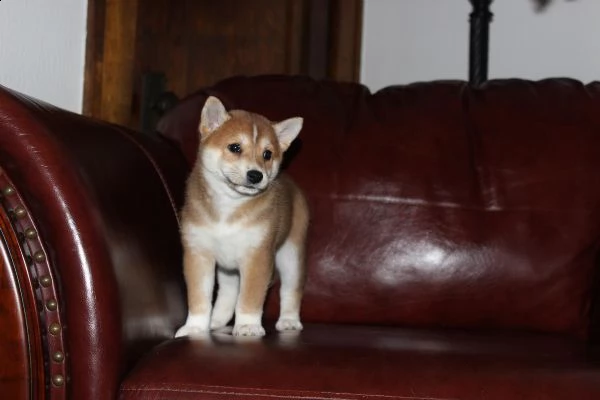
[183,163,270,269]
[183,220,266,269]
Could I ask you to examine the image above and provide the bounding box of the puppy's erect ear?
[199,96,230,138]
[273,117,303,152]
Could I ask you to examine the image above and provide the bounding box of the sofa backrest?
[158,75,600,339]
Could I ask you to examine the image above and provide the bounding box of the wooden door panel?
[135,0,303,99]
[84,0,362,129]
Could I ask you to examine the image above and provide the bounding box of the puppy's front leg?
[175,246,215,337]
[233,249,273,337]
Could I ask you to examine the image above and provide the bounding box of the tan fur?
[175,97,309,338]
[182,249,214,315]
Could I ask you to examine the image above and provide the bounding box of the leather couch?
[1,75,599,400]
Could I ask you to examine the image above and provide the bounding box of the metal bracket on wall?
[140,72,179,134]
[468,0,493,86]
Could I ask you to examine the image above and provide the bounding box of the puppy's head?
[197,96,302,196]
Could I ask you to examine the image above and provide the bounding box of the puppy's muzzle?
[246,170,263,184]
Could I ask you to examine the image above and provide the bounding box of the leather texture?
[2,75,600,400]
[0,209,30,398]
[120,323,600,400]
[0,85,189,400]
[158,75,600,338]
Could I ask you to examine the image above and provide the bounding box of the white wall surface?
[361,0,600,92]
[0,0,88,113]
[361,0,470,91]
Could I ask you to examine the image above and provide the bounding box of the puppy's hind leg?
[210,268,239,329]
[275,239,306,331]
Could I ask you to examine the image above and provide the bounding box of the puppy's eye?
[263,150,272,160]
[227,143,242,153]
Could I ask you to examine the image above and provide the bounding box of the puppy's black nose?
[246,170,263,184]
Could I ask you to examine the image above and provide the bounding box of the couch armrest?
[0,86,189,399]
[590,262,600,345]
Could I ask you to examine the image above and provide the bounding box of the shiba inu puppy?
[175,96,309,337]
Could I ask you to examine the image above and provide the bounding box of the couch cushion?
[120,324,600,400]
[157,76,600,337]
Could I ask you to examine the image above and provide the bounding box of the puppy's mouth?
[225,178,264,196]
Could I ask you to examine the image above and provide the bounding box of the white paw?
[174,324,210,338]
[232,324,266,337]
[175,315,210,338]
[276,318,303,332]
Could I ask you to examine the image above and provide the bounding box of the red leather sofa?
[1,75,599,400]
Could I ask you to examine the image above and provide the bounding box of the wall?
[0,0,88,113]
[361,0,600,92]
[2,0,597,110]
